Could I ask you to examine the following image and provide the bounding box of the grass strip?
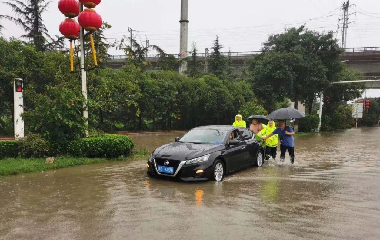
[0,151,150,176]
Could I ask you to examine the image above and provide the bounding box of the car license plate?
[157,165,174,174]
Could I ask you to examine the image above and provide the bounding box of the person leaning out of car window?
[232,114,246,128]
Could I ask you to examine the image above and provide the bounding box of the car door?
[241,129,263,166]
[237,129,254,166]
[224,129,248,171]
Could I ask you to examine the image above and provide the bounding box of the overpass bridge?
[105,47,380,80]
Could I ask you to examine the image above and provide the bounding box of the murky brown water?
[1,128,380,240]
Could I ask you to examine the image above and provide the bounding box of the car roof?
[191,125,247,131]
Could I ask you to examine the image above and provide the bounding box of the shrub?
[361,113,378,127]
[0,116,14,136]
[299,115,320,132]
[19,133,50,158]
[322,104,353,131]
[0,141,20,159]
[67,134,134,158]
[22,85,86,154]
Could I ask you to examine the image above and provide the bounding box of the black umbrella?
[247,115,270,124]
[268,108,306,120]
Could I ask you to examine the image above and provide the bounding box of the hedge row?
[0,134,134,159]
[67,135,134,158]
[0,141,20,159]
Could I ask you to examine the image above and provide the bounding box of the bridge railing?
[109,47,380,60]
[343,47,380,53]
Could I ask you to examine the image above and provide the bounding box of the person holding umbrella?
[262,120,295,163]
[248,115,268,134]
[261,108,305,164]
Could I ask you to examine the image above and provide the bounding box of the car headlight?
[185,154,211,165]
[148,153,154,163]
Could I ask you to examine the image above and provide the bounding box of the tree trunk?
[138,113,142,131]
[308,100,313,115]
[294,99,299,110]
[153,114,155,131]
[294,94,299,133]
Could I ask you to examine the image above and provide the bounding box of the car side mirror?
[175,137,180,142]
[229,139,240,145]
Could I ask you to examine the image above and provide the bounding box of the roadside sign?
[352,103,363,118]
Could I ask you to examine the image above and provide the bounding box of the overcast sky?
[1,0,380,96]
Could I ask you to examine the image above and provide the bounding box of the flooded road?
[1,128,380,240]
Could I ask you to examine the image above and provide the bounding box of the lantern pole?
[79,3,89,137]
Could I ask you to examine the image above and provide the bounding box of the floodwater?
[1,128,380,240]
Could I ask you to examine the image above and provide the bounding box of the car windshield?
[179,129,229,144]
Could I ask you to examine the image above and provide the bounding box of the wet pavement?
[1,128,380,240]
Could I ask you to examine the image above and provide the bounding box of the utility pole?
[128,27,135,50]
[79,3,88,137]
[340,0,355,49]
[204,48,209,73]
[145,37,149,58]
[179,0,189,75]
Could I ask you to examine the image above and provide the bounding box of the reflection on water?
[260,168,279,203]
[1,128,380,240]
[195,189,203,206]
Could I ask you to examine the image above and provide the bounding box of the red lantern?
[78,8,102,31]
[59,18,80,39]
[58,0,80,18]
[79,0,101,8]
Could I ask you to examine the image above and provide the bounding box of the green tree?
[361,99,380,126]
[0,38,77,135]
[158,54,179,71]
[22,84,86,153]
[224,51,237,80]
[209,36,226,79]
[248,26,344,113]
[2,0,52,51]
[87,66,141,132]
[186,43,201,77]
[118,37,172,71]
[322,66,364,118]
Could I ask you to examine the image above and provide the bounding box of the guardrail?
[343,47,380,53]
[109,47,380,60]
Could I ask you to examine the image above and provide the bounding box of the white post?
[79,3,88,137]
[13,78,24,140]
[179,0,189,74]
[317,92,323,132]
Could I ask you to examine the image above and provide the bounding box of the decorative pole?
[78,3,88,137]
[58,0,102,137]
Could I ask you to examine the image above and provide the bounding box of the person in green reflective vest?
[232,114,246,128]
[259,120,278,160]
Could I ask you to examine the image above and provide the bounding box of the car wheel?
[256,151,263,167]
[212,159,225,182]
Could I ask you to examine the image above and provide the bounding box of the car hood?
[153,142,223,160]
